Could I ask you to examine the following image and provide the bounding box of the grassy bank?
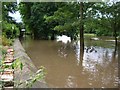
[84,33,96,37]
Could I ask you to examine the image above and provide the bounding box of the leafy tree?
[2,2,17,23]
[2,2,20,38]
[19,1,120,43]
[19,2,59,39]
[94,2,120,46]
[45,2,80,40]
[106,2,120,47]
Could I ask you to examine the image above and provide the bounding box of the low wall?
[13,39,48,88]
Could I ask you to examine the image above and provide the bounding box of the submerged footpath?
[13,39,48,88]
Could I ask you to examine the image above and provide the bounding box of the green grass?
[2,36,13,46]
[84,33,96,37]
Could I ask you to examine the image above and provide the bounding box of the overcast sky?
[9,11,22,23]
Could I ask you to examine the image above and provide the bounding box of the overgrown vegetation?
[2,21,20,39]
[2,2,20,39]
[2,36,13,46]
[0,2,46,88]
[15,66,46,88]
[13,59,46,88]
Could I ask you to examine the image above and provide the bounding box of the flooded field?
[21,36,119,88]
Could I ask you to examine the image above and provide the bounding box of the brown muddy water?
[21,36,119,88]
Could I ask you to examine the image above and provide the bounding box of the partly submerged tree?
[45,2,80,40]
[80,2,84,59]
[19,1,120,42]
[19,2,59,39]
[94,1,120,47]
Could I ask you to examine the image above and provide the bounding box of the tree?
[45,2,80,40]
[2,2,17,23]
[2,2,20,38]
[108,2,120,47]
[19,2,120,41]
[94,2,120,46]
[19,2,59,39]
[80,2,84,61]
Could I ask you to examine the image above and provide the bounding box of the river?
[21,36,119,88]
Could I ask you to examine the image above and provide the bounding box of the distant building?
[19,28,26,38]
[21,29,25,32]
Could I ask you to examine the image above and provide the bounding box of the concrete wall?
[13,39,48,88]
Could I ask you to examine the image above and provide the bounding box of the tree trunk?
[114,28,117,49]
[80,2,84,56]
[80,47,84,66]
[118,41,120,70]
[113,19,117,50]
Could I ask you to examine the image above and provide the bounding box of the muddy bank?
[13,39,48,88]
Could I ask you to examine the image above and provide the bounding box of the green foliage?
[2,35,13,46]
[25,66,46,88]
[12,58,23,70]
[2,2,17,23]
[19,2,120,40]
[16,66,46,88]
[12,59,46,88]
[2,48,7,55]
[2,2,20,40]
[93,2,120,36]
[0,45,7,55]
[2,21,20,39]
[19,2,59,39]
[45,2,79,39]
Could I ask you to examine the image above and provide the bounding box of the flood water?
[21,36,119,88]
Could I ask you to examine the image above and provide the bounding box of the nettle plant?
[13,59,46,88]
[19,66,46,88]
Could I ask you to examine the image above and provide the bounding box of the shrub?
[2,35,13,46]
[2,21,20,39]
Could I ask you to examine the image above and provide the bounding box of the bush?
[95,28,112,36]
[2,21,20,39]
[2,35,13,46]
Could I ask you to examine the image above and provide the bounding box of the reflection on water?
[65,76,77,88]
[73,41,80,66]
[21,36,119,88]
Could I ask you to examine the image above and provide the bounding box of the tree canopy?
[18,2,120,42]
[2,2,20,39]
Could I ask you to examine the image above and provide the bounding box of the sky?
[9,11,22,23]
[8,0,22,23]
